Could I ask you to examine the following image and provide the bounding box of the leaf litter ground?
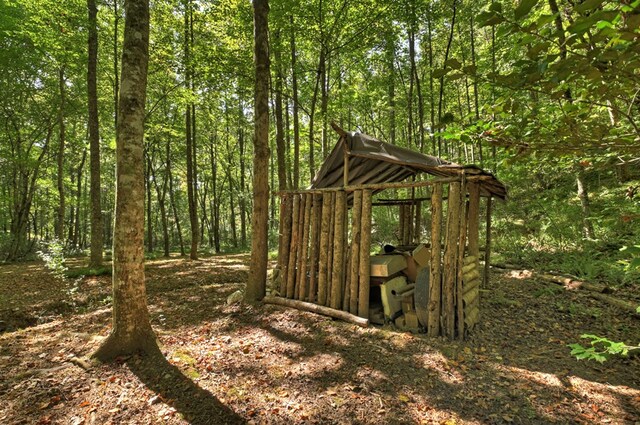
[0,255,639,424]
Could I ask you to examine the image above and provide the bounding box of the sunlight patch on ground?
[413,352,465,385]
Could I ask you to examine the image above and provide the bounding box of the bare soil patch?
[1,255,638,424]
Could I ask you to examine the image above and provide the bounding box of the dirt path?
[1,255,638,424]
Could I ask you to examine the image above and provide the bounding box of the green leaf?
[514,0,538,20]
[575,0,605,14]
[445,58,462,70]
[432,68,449,78]
[463,65,477,75]
[489,2,503,13]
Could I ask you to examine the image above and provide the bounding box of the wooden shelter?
[272,124,507,340]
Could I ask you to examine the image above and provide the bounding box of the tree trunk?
[576,164,595,239]
[73,150,87,250]
[274,31,287,190]
[238,102,247,247]
[146,154,153,253]
[290,15,300,189]
[56,67,66,242]
[184,0,198,259]
[88,0,103,266]
[93,0,159,361]
[246,0,270,302]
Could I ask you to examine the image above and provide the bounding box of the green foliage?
[64,266,111,279]
[37,239,67,280]
[569,334,639,363]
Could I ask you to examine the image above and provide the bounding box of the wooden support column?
[399,204,405,244]
[483,196,493,288]
[326,192,336,304]
[318,192,332,305]
[413,200,422,243]
[294,194,307,299]
[427,183,443,337]
[467,183,481,261]
[279,195,293,296]
[308,194,321,302]
[443,182,461,339]
[286,195,301,299]
[330,191,346,310]
[358,189,372,318]
[298,193,313,301]
[348,190,363,315]
[456,178,468,340]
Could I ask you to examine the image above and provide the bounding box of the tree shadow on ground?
[127,352,245,425]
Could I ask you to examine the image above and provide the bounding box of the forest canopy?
[0,0,638,284]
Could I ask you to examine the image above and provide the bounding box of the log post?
[467,183,481,261]
[294,194,307,299]
[326,192,336,304]
[330,191,346,310]
[443,182,461,339]
[308,194,321,302]
[483,196,493,289]
[358,189,372,318]
[399,204,405,244]
[298,193,313,301]
[427,183,443,337]
[413,200,422,243]
[279,195,293,296]
[286,194,301,299]
[456,178,468,340]
[349,190,363,315]
[318,192,332,306]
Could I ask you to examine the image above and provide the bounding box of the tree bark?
[184,0,198,259]
[290,15,300,189]
[576,164,595,239]
[93,0,159,361]
[56,67,66,242]
[246,0,270,302]
[88,0,103,266]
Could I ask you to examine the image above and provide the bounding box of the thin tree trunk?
[576,165,595,239]
[146,154,153,253]
[438,0,458,157]
[274,31,287,190]
[56,67,66,242]
[290,15,300,189]
[246,0,270,302]
[93,0,159,361]
[184,0,198,259]
[88,0,103,266]
[167,141,185,256]
[73,150,87,249]
[238,101,247,247]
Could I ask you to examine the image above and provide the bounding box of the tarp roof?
[310,127,507,200]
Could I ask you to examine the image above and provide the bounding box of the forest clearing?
[1,255,639,424]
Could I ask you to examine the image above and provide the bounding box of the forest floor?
[0,254,639,425]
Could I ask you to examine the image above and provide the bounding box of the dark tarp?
[310,130,507,200]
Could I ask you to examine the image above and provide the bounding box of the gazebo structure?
[271,124,507,340]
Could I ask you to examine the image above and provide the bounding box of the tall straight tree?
[184,0,198,259]
[246,0,270,302]
[88,0,103,267]
[93,0,159,361]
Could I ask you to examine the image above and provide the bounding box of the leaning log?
[263,296,370,327]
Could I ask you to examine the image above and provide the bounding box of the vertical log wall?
[277,189,372,319]
[275,178,485,339]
